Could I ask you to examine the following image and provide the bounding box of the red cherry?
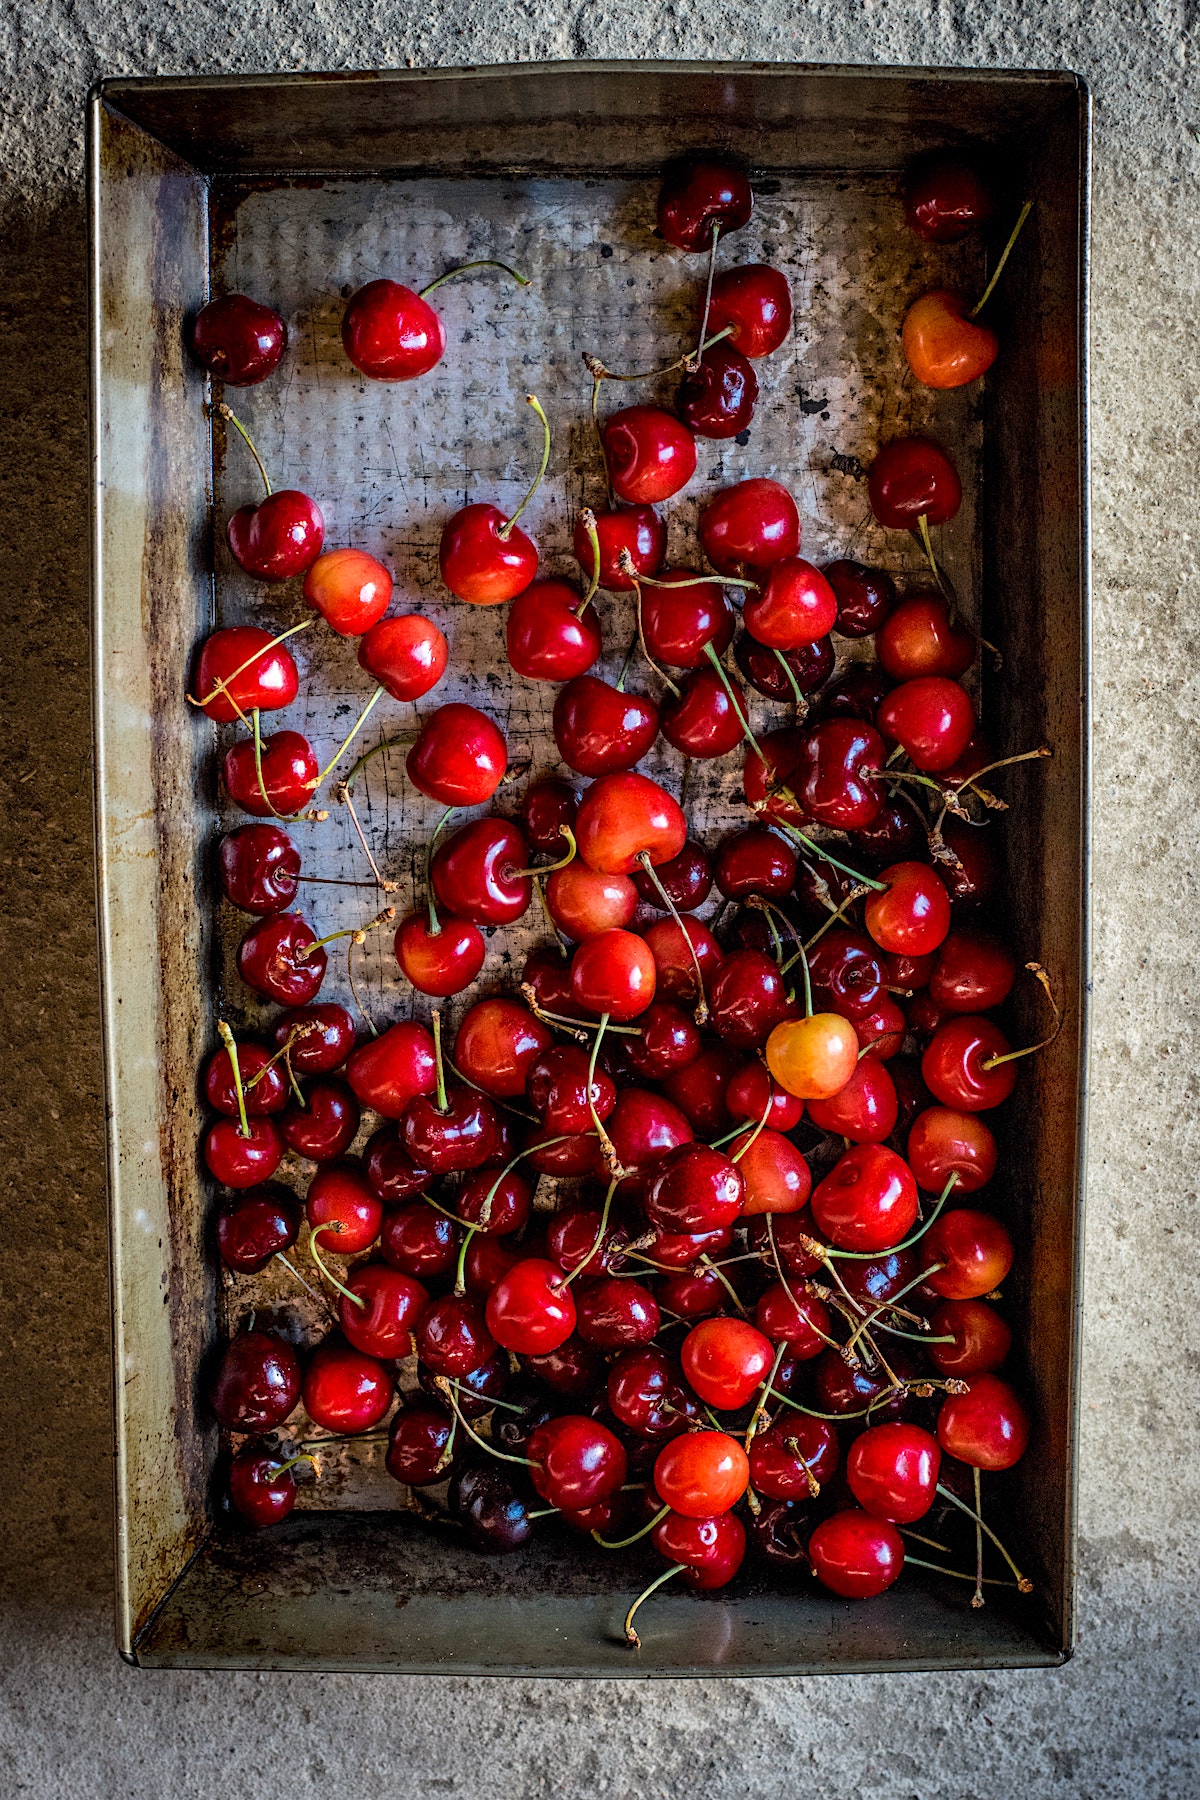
[847,1422,940,1523]
[709,949,795,1049]
[809,1509,904,1598]
[654,1509,747,1588]
[303,547,392,636]
[851,998,907,1062]
[306,1159,382,1254]
[574,504,666,590]
[928,1299,1012,1377]
[605,1086,694,1180]
[211,1329,299,1431]
[521,777,579,853]
[700,479,800,575]
[744,559,838,649]
[575,772,686,874]
[726,1061,804,1131]
[357,613,448,701]
[749,1416,838,1501]
[823,559,896,638]
[507,578,601,681]
[821,664,893,723]
[204,1039,287,1117]
[237,913,326,1006]
[203,1114,283,1188]
[229,1443,302,1527]
[380,1198,456,1277]
[406,703,507,806]
[877,677,975,772]
[191,293,286,385]
[546,860,638,940]
[395,911,485,997]
[522,1338,603,1397]
[223,730,318,818]
[545,1204,622,1277]
[457,1168,532,1237]
[877,592,974,680]
[730,1127,813,1216]
[454,998,554,1098]
[681,1316,773,1410]
[220,822,301,914]
[658,158,752,250]
[345,1019,436,1118]
[528,1414,628,1511]
[922,1015,1017,1112]
[714,827,797,901]
[608,1347,692,1437]
[633,844,711,916]
[657,1043,739,1138]
[461,1234,525,1296]
[193,626,299,722]
[905,154,994,242]
[485,1257,577,1354]
[651,1222,732,1268]
[624,1002,702,1080]
[869,437,962,532]
[743,726,809,827]
[553,675,660,776]
[907,1107,998,1194]
[216,1184,300,1273]
[865,860,952,957]
[939,817,998,907]
[640,570,736,669]
[279,1078,360,1162]
[676,342,758,439]
[603,406,697,506]
[846,798,926,869]
[431,817,531,927]
[227,489,325,582]
[576,1276,661,1348]
[342,279,445,380]
[807,1055,898,1144]
[440,501,537,605]
[416,1294,497,1377]
[735,632,834,701]
[755,1282,830,1355]
[402,1084,498,1174]
[386,1402,458,1486]
[937,1374,1029,1470]
[708,263,792,356]
[339,1262,428,1358]
[796,718,886,829]
[922,1207,1014,1299]
[653,1430,749,1516]
[643,915,724,1009]
[811,1144,919,1253]
[661,665,747,759]
[644,1143,745,1234]
[303,1337,392,1434]
[748,1209,824,1278]
[930,929,1016,1013]
[570,929,657,1022]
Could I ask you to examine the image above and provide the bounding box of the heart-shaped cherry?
[903,290,998,389]
[700,478,800,575]
[708,263,792,357]
[570,928,658,1022]
[406,702,507,806]
[868,437,961,531]
[658,157,753,250]
[603,406,697,505]
[303,547,392,636]
[545,859,638,941]
[553,674,659,776]
[431,817,531,926]
[191,294,286,385]
[574,772,686,874]
[823,559,896,638]
[237,913,327,1006]
[193,625,300,723]
[345,1019,437,1119]
[735,632,834,703]
[204,1114,283,1188]
[216,1184,300,1273]
[223,730,318,819]
[223,406,324,581]
[676,342,758,438]
[638,570,736,669]
[573,504,666,590]
[357,613,448,701]
[395,910,485,998]
[342,260,527,380]
[211,1329,300,1432]
[229,1443,306,1527]
[219,822,301,913]
[454,998,554,1099]
[339,1262,429,1359]
[507,577,602,682]
[744,558,839,649]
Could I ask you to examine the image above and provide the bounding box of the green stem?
[771,818,887,893]
[187,620,312,712]
[438,1381,535,1467]
[217,1020,250,1139]
[498,394,550,540]
[309,685,386,794]
[218,402,271,496]
[341,733,418,795]
[251,708,285,819]
[624,1564,685,1648]
[577,508,602,614]
[822,1173,959,1261]
[936,1480,1033,1592]
[561,1174,620,1290]
[308,1224,366,1308]
[508,825,577,880]
[637,851,707,1022]
[432,1010,447,1113]
[970,201,1033,317]
[593,1504,670,1550]
[702,641,763,758]
[745,1340,788,1452]
[424,805,458,935]
[419,259,530,298]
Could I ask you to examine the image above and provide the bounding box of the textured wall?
[2,4,1197,1796]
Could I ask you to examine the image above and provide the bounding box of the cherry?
[490,1383,559,1456]
[527,1415,628,1510]
[661,666,747,759]
[505,578,600,683]
[380,1200,455,1277]
[431,817,531,926]
[339,1262,429,1359]
[546,860,638,941]
[744,559,838,649]
[229,1442,304,1527]
[632,840,712,912]
[812,1144,919,1253]
[223,730,318,819]
[450,1464,534,1553]
[905,153,994,242]
[877,676,975,772]
[608,1347,691,1437]
[922,1207,1014,1299]
[930,928,1016,1013]
[939,817,999,907]
[523,1337,603,1397]
[907,1107,997,1195]
[653,1430,749,1517]
[303,1336,392,1434]
[808,1509,904,1598]
[306,1159,382,1255]
[643,1143,745,1235]
[750,1417,838,1502]
[656,1511,747,1592]
[191,294,286,385]
[574,504,666,590]
[605,1086,693,1179]
[732,1127,813,1215]
[279,1078,360,1162]
[416,1294,497,1377]
[417,1349,508,1419]
[700,478,800,575]
[813,1348,913,1424]
[820,664,893,724]
[807,1055,898,1144]
[193,626,299,723]
[743,727,809,828]
[219,822,301,913]
[902,290,999,389]
[205,1040,287,1117]
[755,1282,830,1355]
[624,1002,702,1080]
[569,929,656,1022]
[553,674,660,776]
[821,559,895,638]
[726,1061,804,1132]
[676,341,758,438]
[748,1208,823,1278]
[455,998,554,1099]
[749,1498,810,1566]
[358,613,448,701]
[807,930,886,1023]
[576,1277,661,1348]
[766,1013,860,1102]
[341,279,444,379]
[736,632,834,702]
[937,1373,1029,1470]
[637,914,722,1019]
[303,547,392,637]
[216,1184,300,1273]
[345,1019,436,1118]
[203,1114,283,1188]
[395,910,485,997]
[386,1401,458,1486]
[865,861,952,958]
[845,798,925,868]
[480,1257,574,1354]
[922,1016,1017,1112]
[406,703,507,806]
[545,1204,622,1278]
[655,1267,726,1319]
[658,157,752,250]
[660,1041,743,1134]
[884,950,936,994]
[522,777,579,853]
[708,263,792,357]
[868,437,962,534]
[846,1422,939,1524]
[877,592,974,680]
[575,772,686,874]
[714,827,797,901]
[237,913,326,1006]
[227,488,325,583]
[211,1329,300,1432]
[603,405,697,506]
[796,718,886,829]
[402,1081,498,1175]
[681,1316,773,1410]
[461,1234,525,1295]
[640,570,736,669]
[709,949,795,1048]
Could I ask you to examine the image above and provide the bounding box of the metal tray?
[90,60,1091,1674]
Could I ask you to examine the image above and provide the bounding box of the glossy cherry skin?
[929,1300,1012,1379]
[273,1005,351,1074]
[750,1416,838,1503]
[755,1282,831,1356]
[907,1107,997,1196]
[745,559,838,649]
[342,279,445,380]
[905,154,994,242]
[657,1510,747,1589]
[205,1040,287,1118]
[877,592,974,680]
[809,1508,904,1598]
[922,1016,1017,1113]
[814,1348,914,1424]
[237,913,326,1006]
[922,1207,1014,1299]
[681,1316,774,1410]
[440,502,538,605]
[358,613,448,701]
[386,1401,458,1486]
[714,827,797,901]
[661,666,747,759]
[807,930,886,1023]
[574,504,666,590]
[545,1204,622,1278]
[748,1208,823,1279]
[303,547,392,636]
[220,823,301,914]
[483,1257,576,1354]
[345,1019,436,1119]
[575,772,686,874]
[394,911,485,997]
[659,1041,741,1136]
[677,341,758,438]
[570,929,657,1022]
[193,626,299,723]
[306,1159,382,1255]
[625,1002,702,1081]
[820,665,893,725]
[877,677,975,773]
[796,718,886,830]
[700,479,801,575]
[216,1184,300,1273]
[203,1115,283,1189]
[632,840,713,911]
[506,578,601,682]
[868,437,962,532]
[727,1061,804,1132]
[339,1262,429,1359]
[709,950,796,1049]
[766,1013,860,1103]
[938,1374,1029,1470]
[644,1143,746,1235]
[380,1201,455,1279]
[735,632,834,702]
[553,675,660,776]
[431,818,531,927]
[821,559,896,638]
[807,1055,898,1144]
[227,489,325,583]
[406,702,508,806]
[847,1422,940,1524]
[608,1348,692,1437]
[847,995,907,1058]
[812,1144,919,1253]
[743,727,809,828]
[191,293,286,384]
[455,998,554,1099]
[522,777,579,853]
[605,1087,694,1181]
[846,798,925,869]
[576,1276,661,1348]
[415,1294,497,1378]
[708,263,792,356]
[211,1329,301,1432]
[223,730,318,819]
[930,929,1016,1013]
[280,1078,360,1162]
[658,157,752,250]
[640,570,736,669]
[546,861,638,941]
[457,1168,532,1238]
[450,1464,534,1553]
[229,1443,301,1526]
[732,1128,813,1216]
[654,1430,750,1517]
[938,817,998,907]
[303,1337,393,1434]
[603,406,697,506]
[528,1415,628,1510]
[642,916,724,1011]
[402,1086,498,1174]
[902,289,999,389]
[865,861,952,958]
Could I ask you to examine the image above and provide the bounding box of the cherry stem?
[497,394,550,541]
[582,1014,628,1183]
[616,629,640,695]
[419,259,531,298]
[637,851,707,1022]
[636,566,757,594]
[623,1563,685,1648]
[431,1009,448,1112]
[730,1086,774,1164]
[936,1478,1034,1593]
[249,708,286,819]
[904,1554,1019,1590]
[702,641,761,756]
[217,1020,251,1139]
[745,1340,789,1452]
[424,805,458,936]
[593,1503,670,1551]
[631,578,682,699]
[187,619,313,711]
[274,1251,328,1308]
[340,732,417,794]
[772,648,808,715]
[562,1176,620,1290]
[307,1224,366,1308]
[436,1380,535,1468]
[980,962,1062,1069]
[584,327,736,388]
[697,1253,748,1317]
[520,984,643,1037]
[770,818,887,892]
[763,1215,839,1344]
[842,1262,946,1355]
[347,932,378,1038]
[577,508,602,614]
[971,200,1033,317]
[814,1173,960,1264]
[509,824,577,880]
[244,1021,319,1091]
[446,1055,537,1122]
[217,402,271,496]
[971,1463,985,1607]
[334,785,395,894]
[802,885,870,957]
[591,373,613,507]
[298,906,394,959]
[452,1220,479,1298]
[689,220,722,370]
[900,1526,954,1555]
[444,1379,528,1417]
[309,686,386,795]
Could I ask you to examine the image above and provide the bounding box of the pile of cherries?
[193,149,1047,1645]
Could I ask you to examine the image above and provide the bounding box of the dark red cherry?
[658,157,753,251]
[191,293,286,385]
[406,703,508,807]
[431,817,531,927]
[835,1246,920,1311]
[342,279,445,380]
[644,1142,745,1234]
[380,1200,456,1281]
[921,1015,1017,1113]
[661,666,747,759]
[237,912,326,1006]
[227,490,325,583]
[450,1464,534,1553]
[938,817,998,907]
[386,1401,458,1486]
[223,730,317,819]
[521,777,579,853]
[699,479,800,575]
[603,406,697,506]
[394,911,485,997]
[303,1337,393,1435]
[402,1086,498,1174]
[820,663,893,723]
[216,1183,300,1273]
[522,1337,603,1397]
[735,631,834,702]
[639,570,736,669]
[527,1414,627,1510]
[808,1509,904,1598]
[709,949,795,1048]
[845,797,925,867]
[417,1348,508,1417]
[868,437,961,531]
[211,1328,300,1432]
[748,1208,824,1279]
[553,675,659,777]
[608,1347,692,1437]
[707,263,791,357]
[203,1115,283,1188]
[742,726,809,828]
[506,577,601,682]
[219,822,301,913]
[631,843,712,916]
[813,1349,912,1424]
[744,559,838,649]
[279,1078,360,1162]
[905,153,994,242]
[345,1019,436,1119]
[357,613,448,701]
[848,996,906,1061]
[823,559,896,638]
[929,927,1016,1013]
[574,504,666,590]
[528,1044,616,1135]
[726,1060,804,1131]
[454,998,554,1099]
[416,1294,497,1377]
[796,718,886,830]
[193,626,299,723]
[456,1167,532,1238]
[749,1416,838,1501]
[714,827,797,900]
[229,1442,302,1527]
[576,1276,661,1348]
[204,1040,287,1117]
[676,341,758,438]
[624,1002,702,1080]
[606,1086,694,1180]
[642,915,724,1008]
[660,1041,743,1135]
[877,676,975,773]
[755,1282,831,1355]
[749,1497,810,1566]
[545,1204,622,1279]
[339,1262,429,1359]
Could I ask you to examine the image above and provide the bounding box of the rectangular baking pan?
[90,60,1090,1674]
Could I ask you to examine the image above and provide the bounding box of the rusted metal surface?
[92,61,1089,1673]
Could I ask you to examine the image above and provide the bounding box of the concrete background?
[2,3,1197,1795]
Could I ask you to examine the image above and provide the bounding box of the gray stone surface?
[2,3,1197,1795]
